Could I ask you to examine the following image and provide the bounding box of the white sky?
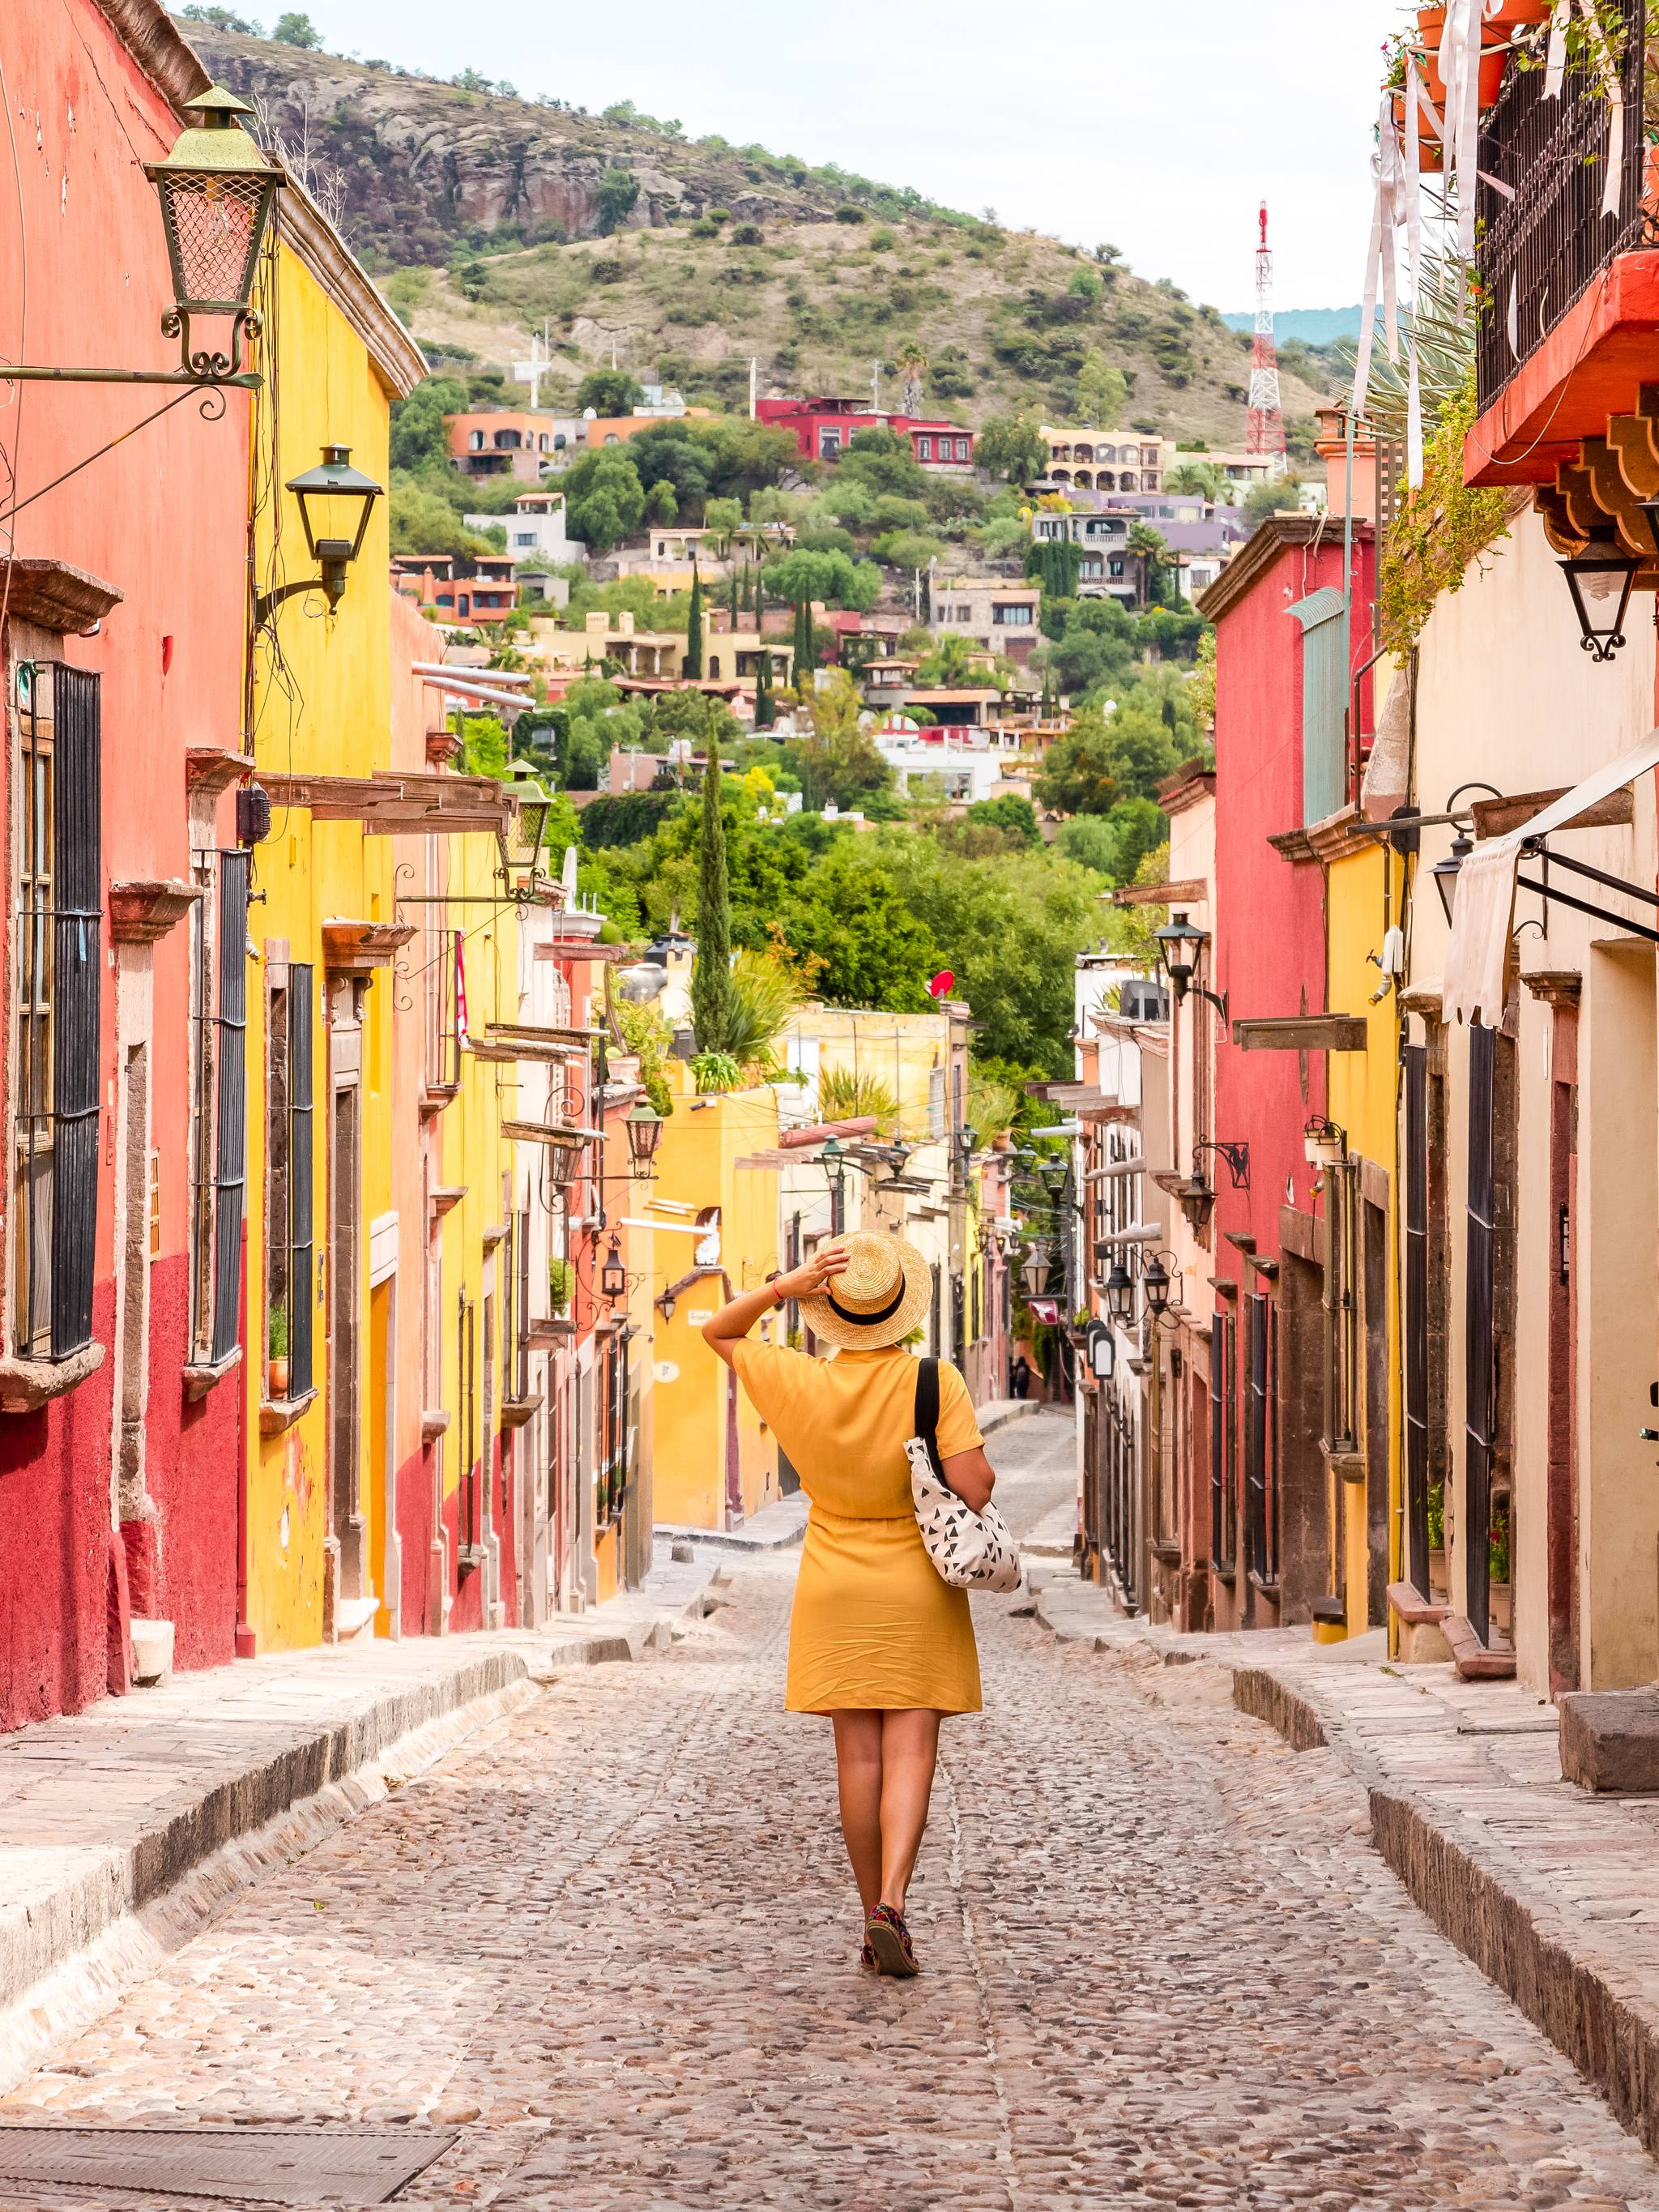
[268,0,1403,310]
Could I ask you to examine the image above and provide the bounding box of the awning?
[1443,732,1659,1026]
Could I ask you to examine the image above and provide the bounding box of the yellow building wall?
[650,1068,780,1528]
[1324,839,1405,1640]
[243,240,400,1653]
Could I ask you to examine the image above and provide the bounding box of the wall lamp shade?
[1303,1115,1347,1170]
[288,446,383,572]
[1021,1251,1051,1299]
[1154,912,1208,1001]
[600,1236,628,1302]
[1104,1258,1136,1326]
[144,86,284,375]
[1559,527,1640,663]
[625,1100,664,1172]
[1432,832,1471,926]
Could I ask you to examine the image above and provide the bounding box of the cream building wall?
[1410,507,1659,1692]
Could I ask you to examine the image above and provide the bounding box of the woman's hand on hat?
[778,1248,851,1303]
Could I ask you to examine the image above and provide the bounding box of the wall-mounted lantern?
[6,85,284,391]
[600,1235,628,1303]
[1103,1258,1136,1326]
[625,1100,664,1175]
[1559,526,1640,663]
[255,446,383,627]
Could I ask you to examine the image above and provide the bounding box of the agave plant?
[966,1072,1021,1146]
[817,1064,900,1134]
[723,948,809,1073]
[1340,241,1474,446]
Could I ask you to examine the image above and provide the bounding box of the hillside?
[179,23,1337,445]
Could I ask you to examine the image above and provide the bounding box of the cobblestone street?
[5,1415,1659,2210]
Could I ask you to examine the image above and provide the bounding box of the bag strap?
[915,1357,941,1475]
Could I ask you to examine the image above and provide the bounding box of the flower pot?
[1392,90,1448,169]
[1484,0,1550,24]
[1419,22,1509,111]
[267,1356,290,1401]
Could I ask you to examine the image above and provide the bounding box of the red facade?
[0,2,251,1729]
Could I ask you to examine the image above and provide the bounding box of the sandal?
[859,1941,878,1975]
[865,1903,919,1978]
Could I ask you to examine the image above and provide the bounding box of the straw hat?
[798,1229,934,1352]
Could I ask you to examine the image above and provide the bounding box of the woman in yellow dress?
[703,1230,998,1978]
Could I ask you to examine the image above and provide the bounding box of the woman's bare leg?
[877,1708,942,1913]
[830,1710,885,1920]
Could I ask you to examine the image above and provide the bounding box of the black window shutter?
[1465,1023,1497,1644]
[211,852,249,1362]
[50,668,100,1360]
[288,963,315,1399]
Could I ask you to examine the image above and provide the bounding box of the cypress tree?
[755,650,774,730]
[740,562,753,617]
[684,559,704,679]
[691,737,736,1052]
[794,597,812,688]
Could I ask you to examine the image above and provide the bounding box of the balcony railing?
[1475,0,1648,412]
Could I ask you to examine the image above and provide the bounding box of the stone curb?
[0,1565,718,2041]
[1028,1575,1659,2154]
[979,1399,1048,1438]
[656,1503,808,1554]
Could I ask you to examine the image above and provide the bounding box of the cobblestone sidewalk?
[2,1415,1657,2207]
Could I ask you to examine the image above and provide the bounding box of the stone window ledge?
[184,1346,242,1403]
[259,1386,318,1437]
[0,1340,104,1413]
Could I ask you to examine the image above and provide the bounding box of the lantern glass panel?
[158,169,275,310]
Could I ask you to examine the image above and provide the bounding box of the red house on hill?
[757,396,975,470]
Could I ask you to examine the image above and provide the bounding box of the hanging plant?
[1378,364,1512,655]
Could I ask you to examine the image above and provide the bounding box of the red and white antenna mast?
[1246,199,1286,472]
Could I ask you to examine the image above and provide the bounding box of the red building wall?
[0,2,249,1730]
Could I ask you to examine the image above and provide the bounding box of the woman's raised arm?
[701,1246,851,1369]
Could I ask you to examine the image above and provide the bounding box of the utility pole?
[1246,201,1287,476]
[749,356,757,421]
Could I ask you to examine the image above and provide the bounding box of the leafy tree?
[1067,267,1105,308]
[915,631,977,688]
[1037,596,1137,695]
[703,496,743,552]
[563,447,646,554]
[975,415,1048,485]
[388,376,469,476]
[645,477,678,524]
[1034,713,1119,816]
[388,476,498,560]
[774,851,938,1011]
[1075,349,1128,428]
[595,168,641,234]
[271,10,320,44]
[871,528,946,573]
[575,369,644,416]
[966,794,1040,847]
[692,741,737,1052]
[581,792,677,848]
[765,546,880,613]
[1098,704,1179,801]
[791,669,891,810]
[684,562,704,678]
[1243,474,1307,527]
[180,5,262,30]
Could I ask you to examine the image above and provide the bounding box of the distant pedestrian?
[704,1231,997,1980]
[1010,1355,1031,1401]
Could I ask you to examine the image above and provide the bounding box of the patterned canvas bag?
[905,1359,1022,1593]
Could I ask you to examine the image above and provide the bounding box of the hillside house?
[929,580,1042,662]
[757,396,975,471]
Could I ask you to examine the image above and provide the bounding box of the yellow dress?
[731,1341,985,1715]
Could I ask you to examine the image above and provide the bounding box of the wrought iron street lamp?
[1104,1258,1136,1326]
[1432,831,1472,925]
[600,1235,628,1303]
[6,86,284,390]
[1154,912,1227,1023]
[1559,526,1640,663]
[1021,1246,1051,1300]
[255,446,384,626]
[1142,1250,1172,1318]
[625,1100,664,1174]
[821,1134,849,1235]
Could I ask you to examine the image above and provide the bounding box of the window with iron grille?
[514,1206,531,1401]
[1209,1307,1235,1575]
[1245,1289,1277,1585]
[187,852,249,1364]
[599,1328,628,1522]
[1324,1159,1360,1454]
[12,661,101,1360]
[1403,1044,1432,1599]
[262,958,314,1401]
[1465,1023,1497,1646]
[459,1290,479,1555]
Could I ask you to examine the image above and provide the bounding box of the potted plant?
[267,1303,289,1401]
[548,1256,574,1317]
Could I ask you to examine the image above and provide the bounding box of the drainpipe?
[1341,403,1357,803]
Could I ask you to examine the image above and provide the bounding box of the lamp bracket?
[2,365,259,388]
[1195,984,1229,1024]
[1515,873,1659,949]
[1194,1139,1251,1191]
